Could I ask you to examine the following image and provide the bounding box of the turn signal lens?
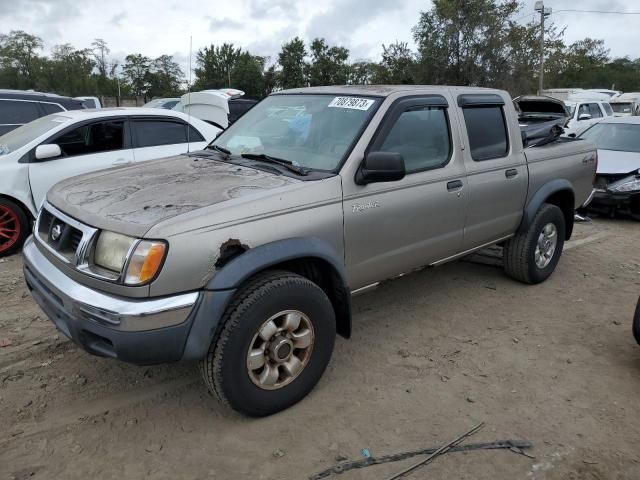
[124,241,167,285]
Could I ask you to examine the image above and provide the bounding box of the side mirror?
[578,113,592,121]
[35,144,62,160]
[355,151,405,185]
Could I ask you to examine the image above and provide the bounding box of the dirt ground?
[1,218,639,480]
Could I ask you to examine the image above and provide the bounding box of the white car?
[563,100,614,137]
[0,108,220,255]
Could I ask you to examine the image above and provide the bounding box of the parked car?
[610,93,640,117]
[563,99,614,137]
[172,89,256,128]
[228,98,258,124]
[579,117,640,220]
[0,90,85,135]
[75,96,102,109]
[143,98,180,110]
[0,108,220,255]
[23,86,596,416]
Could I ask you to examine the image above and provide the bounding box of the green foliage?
[307,38,350,86]
[194,43,241,90]
[278,37,307,89]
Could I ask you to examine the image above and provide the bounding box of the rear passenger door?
[457,94,528,250]
[130,118,206,162]
[343,95,468,288]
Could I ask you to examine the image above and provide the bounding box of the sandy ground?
[1,218,639,480]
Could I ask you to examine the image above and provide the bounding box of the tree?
[230,52,265,98]
[372,41,416,84]
[278,37,307,89]
[194,43,241,89]
[148,54,184,97]
[307,38,350,86]
[91,38,110,78]
[0,30,44,89]
[122,53,152,97]
[39,44,95,95]
[348,61,377,85]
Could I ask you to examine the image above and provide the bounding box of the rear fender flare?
[519,179,575,238]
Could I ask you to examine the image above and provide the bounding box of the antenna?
[186,35,193,154]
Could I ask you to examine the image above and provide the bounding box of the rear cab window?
[459,94,509,161]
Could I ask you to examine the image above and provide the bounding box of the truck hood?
[47,154,301,238]
[596,149,640,175]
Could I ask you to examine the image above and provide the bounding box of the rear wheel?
[0,199,30,257]
[504,204,566,284]
[200,270,336,416]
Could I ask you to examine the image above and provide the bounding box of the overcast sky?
[2,0,639,75]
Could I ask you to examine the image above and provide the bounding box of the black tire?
[633,297,640,346]
[0,198,31,257]
[200,270,336,416]
[504,204,566,284]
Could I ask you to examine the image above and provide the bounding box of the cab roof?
[275,85,505,97]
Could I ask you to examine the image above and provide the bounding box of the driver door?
[28,118,134,208]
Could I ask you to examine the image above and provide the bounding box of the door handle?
[505,168,518,179]
[447,180,463,191]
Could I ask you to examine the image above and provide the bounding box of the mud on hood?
[47,154,300,237]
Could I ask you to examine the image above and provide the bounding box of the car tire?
[0,198,30,257]
[200,270,336,416]
[633,297,640,346]
[504,204,566,284]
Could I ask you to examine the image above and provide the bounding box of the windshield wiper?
[240,153,310,176]
[207,144,232,155]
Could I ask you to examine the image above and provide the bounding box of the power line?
[553,9,640,15]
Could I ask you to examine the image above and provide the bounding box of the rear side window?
[41,103,64,115]
[462,106,509,161]
[133,120,203,147]
[379,106,451,172]
[588,103,603,118]
[0,100,41,124]
[52,121,125,157]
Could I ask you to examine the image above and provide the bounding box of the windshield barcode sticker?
[328,97,375,111]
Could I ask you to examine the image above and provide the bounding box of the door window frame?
[130,116,205,148]
[365,95,453,175]
[25,116,132,163]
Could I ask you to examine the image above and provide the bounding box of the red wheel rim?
[0,205,20,253]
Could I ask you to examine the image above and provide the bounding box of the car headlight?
[123,240,167,285]
[94,231,167,285]
[94,231,136,272]
[611,176,640,193]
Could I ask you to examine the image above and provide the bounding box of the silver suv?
[23,86,597,416]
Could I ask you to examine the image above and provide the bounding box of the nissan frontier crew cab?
[23,86,597,416]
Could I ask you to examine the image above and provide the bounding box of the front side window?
[212,94,380,171]
[133,120,195,147]
[41,103,64,115]
[379,107,451,172]
[52,120,124,157]
[462,106,509,161]
[578,104,590,118]
[0,100,40,124]
[589,103,603,118]
[602,103,613,116]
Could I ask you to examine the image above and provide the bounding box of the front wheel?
[504,204,566,284]
[0,198,30,257]
[200,270,336,416]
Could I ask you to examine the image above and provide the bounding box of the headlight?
[611,177,640,193]
[94,231,136,272]
[124,240,167,285]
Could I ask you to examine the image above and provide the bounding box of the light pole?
[534,1,552,95]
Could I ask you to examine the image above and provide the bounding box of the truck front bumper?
[23,236,200,365]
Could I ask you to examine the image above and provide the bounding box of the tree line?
[2,0,640,101]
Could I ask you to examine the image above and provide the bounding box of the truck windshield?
[580,123,640,153]
[0,115,69,156]
[210,94,380,171]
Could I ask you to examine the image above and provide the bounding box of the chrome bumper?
[23,236,198,331]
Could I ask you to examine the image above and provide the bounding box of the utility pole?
[534,1,552,95]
